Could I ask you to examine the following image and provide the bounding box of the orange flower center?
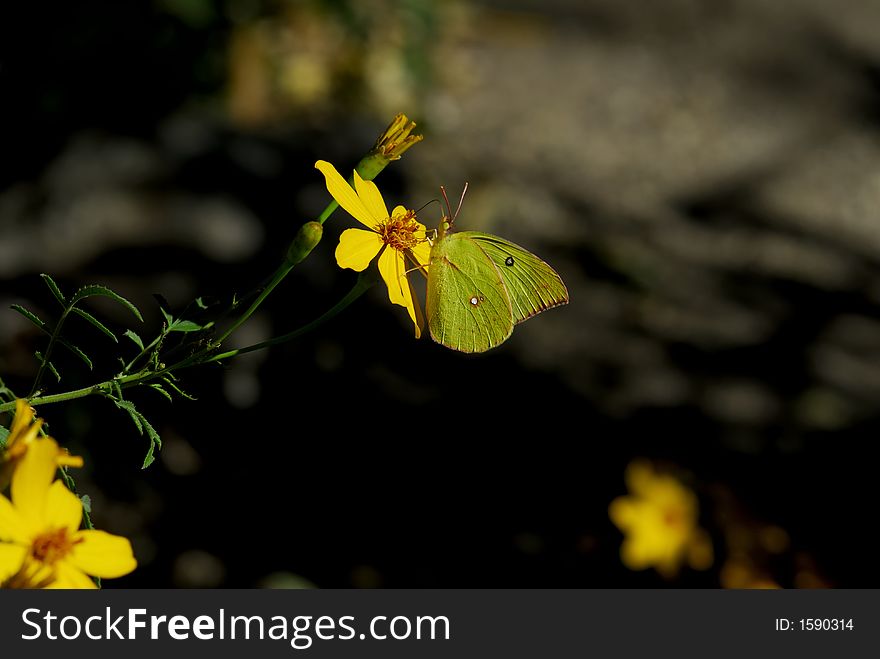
[662,508,685,529]
[377,210,421,252]
[31,528,81,566]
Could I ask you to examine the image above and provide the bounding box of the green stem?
[0,273,377,415]
[215,261,293,346]
[29,307,72,396]
[205,273,375,364]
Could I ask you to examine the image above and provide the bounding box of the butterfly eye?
[504,256,514,266]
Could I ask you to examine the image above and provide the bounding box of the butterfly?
[424,185,569,353]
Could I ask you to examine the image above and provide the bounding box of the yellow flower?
[316,160,430,337]
[0,437,136,589]
[1,399,83,491]
[609,460,713,578]
[720,559,780,589]
[371,113,423,161]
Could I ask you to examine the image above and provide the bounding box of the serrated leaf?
[123,329,144,351]
[169,320,203,333]
[142,444,156,469]
[35,351,61,383]
[111,379,123,400]
[10,304,48,332]
[113,399,143,434]
[162,377,197,400]
[111,398,161,469]
[40,273,66,306]
[72,307,118,343]
[0,426,9,450]
[149,384,173,403]
[58,339,93,370]
[71,285,143,322]
[139,414,161,469]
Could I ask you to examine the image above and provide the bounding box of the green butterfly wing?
[426,231,514,353]
[463,232,569,323]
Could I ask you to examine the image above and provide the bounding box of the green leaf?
[195,297,209,310]
[149,384,173,403]
[162,376,197,400]
[40,273,66,306]
[169,320,203,333]
[123,329,145,351]
[58,339,93,370]
[142,443,156,469]
[113,399,143,434]
[10,304,48,332]
[80,494,92,514]
[0,426,9,450]
[139,414,161,469]
[71,285,143,322]
[111,379,124,400]
[111,398,161,469]
[35,351,61,383]
[72,308,118,343]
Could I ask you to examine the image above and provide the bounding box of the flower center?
[31,528,81,566]
[378,210,421,252]
[662,508,685,529]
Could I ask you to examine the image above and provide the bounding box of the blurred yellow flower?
[609,460,713,578]
[1,399,83,491]
[317,160,430,337]
[720,559,780,589]
[0,437,135,589]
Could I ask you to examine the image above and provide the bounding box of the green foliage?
[10,304,47,331]
[41,273,66,306]
[69,284,143,322]
[72,308,118,343]
[7,278,217,468]
[110,397,162,469]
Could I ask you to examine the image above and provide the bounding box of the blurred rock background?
[2,0,879,587]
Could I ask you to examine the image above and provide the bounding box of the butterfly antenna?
[453,182,469,224]
[415,198,441,215]
[440,185,453,220]
[439,183,469,228]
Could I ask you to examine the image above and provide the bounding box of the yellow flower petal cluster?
[1,399,83,490]
[317,160,430,336]
[609,460,713,578]
[1,400,136,589]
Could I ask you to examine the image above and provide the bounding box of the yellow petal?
[625,460,654,497]
[0,494,31,544]
[335,228,382,271]
[57,452,84,469]
[11,438,61,521]
[378,248,422,338]
[7,399,36,445]
[69,530,137,579]
[43,480,83,532]
[353,170,389,222]
[620,539,646,570]
[0,542,28,583]
[608,497,637,530]
[315,160,375,229]
[409,241,431,273]
[47,561,97,589]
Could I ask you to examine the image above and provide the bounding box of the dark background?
[2,0,880,588]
